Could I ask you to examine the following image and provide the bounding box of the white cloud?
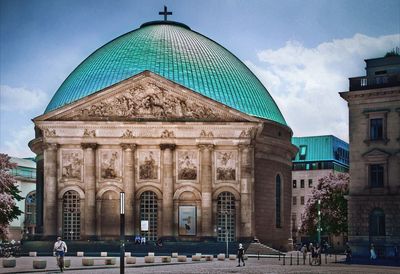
[246,33,400,142]
[1,124,35,158]
[0,85,48,112]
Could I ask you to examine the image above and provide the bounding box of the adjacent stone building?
[340,54,400,257]
[290,135,349,246]
[29,20,297,249]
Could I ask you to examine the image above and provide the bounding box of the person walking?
[301,244,307,264]
[53,236,67,272]
[237,243,245,267]
[370,243,377,260]
[345,243,352,263]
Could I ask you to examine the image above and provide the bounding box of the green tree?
[0,154,23,240]
[300,173,349,240]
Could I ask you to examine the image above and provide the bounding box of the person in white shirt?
[53,237,67,272]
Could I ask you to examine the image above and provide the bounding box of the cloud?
[246,33,400,141]
[1,124,35,158]
[0,85,48,112]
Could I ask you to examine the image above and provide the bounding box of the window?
[292,196,297,205]
[291,213,297,230]
[300,196,305,205]
[293,180,297,188]
[275,175,282,228]
[370,118,383,140]
[25,191,36,234]
[370,164,384,188]
[63,190,81,240]
[369,208,385,236]
[308,179,313,188]
[299,145,307,160]
[140,191,158,241]
[217,192,236,242]
[300,180,305,188]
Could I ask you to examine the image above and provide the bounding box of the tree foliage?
[0,153,23,240]
[300,173,349,238]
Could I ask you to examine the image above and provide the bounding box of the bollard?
[335,254,337,263]
[283,255,286,265]
[297,252,299,265]
[303,253,306,265]
[279,252,281,261]
[258,251,260,260]
[325,253,327,264]
[309,253,312,265]
[290,254,292,265]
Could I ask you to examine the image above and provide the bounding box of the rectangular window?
[370,118,383,140]
[292,213,297,229]
[300,196,305,205]
[370,164,384,188]
[299,145,307,160]
[292,196,297,205]
[300,180,305,188]
[293,180,297,188]
[308,179,313,188]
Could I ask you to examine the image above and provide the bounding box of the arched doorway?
[140,191,158,241]
[217,191,236,242]
[100,190,119,238]
[62,190,81,240]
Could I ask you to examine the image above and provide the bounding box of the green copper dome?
[45,21,287,125]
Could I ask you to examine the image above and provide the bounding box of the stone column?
[239,144,254,238]
[160,144,176,237]
[43,143,58,238]
[199,144,214,237]
[82,143,97,240]
[121,143,136,237]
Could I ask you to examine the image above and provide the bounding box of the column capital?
[42,142,59,151]
[81,143,98,150]
[121,143,137,151]
[238,144,254,151]
[198,144,215,151]
[160,143,176,151]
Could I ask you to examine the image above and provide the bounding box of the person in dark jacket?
[237,243,245,267]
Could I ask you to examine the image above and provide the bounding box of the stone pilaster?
[82,143,97,239]
[43,143,58,237]
[199,144,214,237]
[239,144,254,238]
[160,144,176,237]
[121,143,136,237]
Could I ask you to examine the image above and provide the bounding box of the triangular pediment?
[362,148,391,160]
[36,71,259,122]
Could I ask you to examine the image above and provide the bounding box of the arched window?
[25,191,36,234]
[63,190,81,240]
[369,208,385,236]
[276,174,282,228]
[217,192,236,242]
[140,191,158,241]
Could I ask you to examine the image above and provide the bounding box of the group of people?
[134,235,146,245]
[300,243,322,265]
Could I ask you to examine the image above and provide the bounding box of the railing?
[349,74,400,91]
[11,169,36,179]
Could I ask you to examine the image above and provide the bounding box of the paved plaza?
[1,255,399,274]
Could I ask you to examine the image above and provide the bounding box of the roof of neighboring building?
[10,157,36,179]
[292,135,349,166]
[44,20,287,125]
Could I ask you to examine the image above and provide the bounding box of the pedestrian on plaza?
[370,243,377,260]
[308,243,314,265]
[53,236,67,272]
[301,244,307,263]
[141,235,146,245]
[345,244,352,263]
[237,243,245,267]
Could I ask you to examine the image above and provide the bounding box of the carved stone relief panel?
[177,150,198,182]
[99,149,121,180]
[138,150,160,181]
[215,150,237,182]
[61,149,83,181]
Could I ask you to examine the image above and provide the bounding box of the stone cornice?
[43,142,59,150]
[340,87,400,102]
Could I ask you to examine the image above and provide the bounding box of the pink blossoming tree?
[0,153,23,240]
[300,173,349,241]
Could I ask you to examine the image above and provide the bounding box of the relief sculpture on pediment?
[71,83,231,121]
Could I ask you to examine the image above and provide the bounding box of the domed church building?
[29,14,297,250]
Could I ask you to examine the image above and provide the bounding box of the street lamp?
[317,199,321,246]
[222,210,229,257]
[120,192,125,274]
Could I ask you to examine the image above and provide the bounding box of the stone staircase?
[245,242,282,255]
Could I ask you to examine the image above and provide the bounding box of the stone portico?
[30,71,296,248]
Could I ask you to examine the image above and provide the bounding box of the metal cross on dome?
[159,6,172,21]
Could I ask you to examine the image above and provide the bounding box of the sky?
[1,0,399,158]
